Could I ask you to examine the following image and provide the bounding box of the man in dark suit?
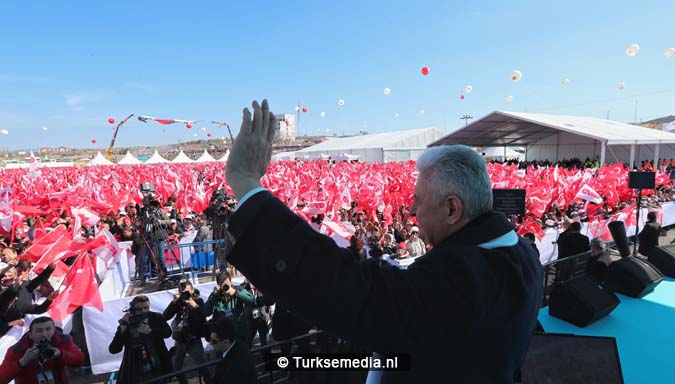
[224,100,543,383]
[208,318,257,384]
[638,212,661,257]
[555,221,590,282]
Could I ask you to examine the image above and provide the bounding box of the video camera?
[205,189,236,219]
[140,182,159,208]
[36,338,55,359]
[121,307,150,338]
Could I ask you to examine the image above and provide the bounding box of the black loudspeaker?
[605,257,664,298]
[608,221,631,258]
[549,275,620,327]
[628,171,655,189]
[647,245,675,277]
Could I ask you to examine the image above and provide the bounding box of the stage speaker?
[608,221,631,258]
[605,257,664,298]
[549,275,620,327]
[628,171,655,189]
[647,245,675,278]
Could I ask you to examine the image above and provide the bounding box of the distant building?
[275,114,296,141]
[39,146,70,154]
[640,115,675,130]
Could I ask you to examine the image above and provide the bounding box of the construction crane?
[107,114,135,161]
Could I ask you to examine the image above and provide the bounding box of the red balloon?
[460,94,465,100]
[108,117,115,124]
[91,139,97,144]
[421,66,430,76]
[302,107,308,113]
[207,132,212,137]
[186,123,192,129]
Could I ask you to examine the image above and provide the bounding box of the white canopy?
[145,150,169,164]
[431,111,675,167]
[297,127,446,162]
[272,151,296,160]
[171,150,193,163]
[480,147,525,160]
[87,152,114,166]
[195,149,217,163]
[116,151,141,165]
[218,150,229,162]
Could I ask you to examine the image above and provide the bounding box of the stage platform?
[538,278,675,383]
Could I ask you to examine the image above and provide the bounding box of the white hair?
[416,145,493,220]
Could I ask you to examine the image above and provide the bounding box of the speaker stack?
[605,257,664,298]
[549,275,620,327]
[647,245,675,278]
[607,221,631,257]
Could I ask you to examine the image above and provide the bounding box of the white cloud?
[64,92,109,109]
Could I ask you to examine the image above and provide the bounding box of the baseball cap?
[411,226,419,233]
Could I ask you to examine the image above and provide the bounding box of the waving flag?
[575,184,603,204]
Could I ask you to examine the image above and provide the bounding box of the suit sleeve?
[227,191,454,352]
[108,326,130,354]
[163,300,178,321]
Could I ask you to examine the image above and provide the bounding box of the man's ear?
[446,195,464,225]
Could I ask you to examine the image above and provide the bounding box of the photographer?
[203,271,255,346]
[163,280,211,384]
[138,184,172,286]
[203,190,236,271]
[246,283,272,347]
[0,316,85,384]
[108,295,172,384]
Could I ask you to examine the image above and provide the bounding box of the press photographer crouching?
[203,271,255,346]
[108,295,172,384]
[0,316,85,384]
[163,280,211,384]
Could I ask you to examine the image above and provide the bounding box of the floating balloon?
[207,132,212,137]
[626,44,640,57]
[302,107,308,113]
[383,87,391,95]
[201,127,207,132]
[42,127,48,131]
[186,123,192,129]
[419,109,425,115]
[320,111,326,117]
[194,133,198,137]
[562,78,570,86]
[0,129,8,135]
[421,66,430,76]
[460,94,465,100]
[108,117,115,124]
[665,48,675,58]
[511,70,522,82]
[464,85,473,93]
[338,99,345,106]
[91,139,96,144]
[295,106,300,112]
[617,82,625,90]
[506,95,513,103]
[394,113,399,118]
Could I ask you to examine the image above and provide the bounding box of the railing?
[141,331,328,384]
[145,239,228,282]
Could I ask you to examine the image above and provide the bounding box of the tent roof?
[171,150,193,163]
[117,151,141,165]
[218,150,229,162]
[87,152,114,166]
[430,111,675,147]
[145,150,168,164]
[195,149,216,163]
[298,127,445,152]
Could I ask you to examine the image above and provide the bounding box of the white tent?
[272,151,296,160]
[296,127,446,163]
[171,150,193,163]
[431,111,675,167]
[87,152,114,166]
[195,149,217,163]
[480,147,525,160]
[218,150,229,162]
[117,151,141,165]
[145,150,169,164]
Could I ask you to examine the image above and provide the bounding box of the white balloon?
[511,70,522,82]
[295,106,300,112]
[338,99,345,106]
[42,127,48,131]
[665,48,675,58]
[194,133,198,137]
[201,127,207,132]
[626,43,640,57]
[221,136,226,140]
[394,113,399,118]
[617,82,625,90]
[506,95,513,103]
[419,109,425,115]
[0,129,7,135]
[464,85,473,93]
[383,88,391,95]
[320,111,326,117]
[562,78,570,86]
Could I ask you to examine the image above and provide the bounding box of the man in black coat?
[555,221,590,282]
[223,100,543,383]
[208,318,257,384]
[109,295,173,384]
[638,212,661,257]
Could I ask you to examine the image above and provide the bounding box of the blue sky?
[1,0,674,150]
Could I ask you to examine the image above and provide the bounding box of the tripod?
[139,205,186,284]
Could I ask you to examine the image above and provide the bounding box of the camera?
[140,182,155,194]
[205,189,235,218]
[214,283,233,302]
[37,338,55,359]
[126,312,149,338]
[180,291,192,301]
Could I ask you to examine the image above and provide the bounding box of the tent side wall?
[526,132,600,162]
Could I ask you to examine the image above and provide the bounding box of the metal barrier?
[144,239,227,283]
[141,331,328,384]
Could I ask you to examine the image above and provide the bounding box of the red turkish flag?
[20,225,72,263]
[575,184,603,204]
[49,253,103,322]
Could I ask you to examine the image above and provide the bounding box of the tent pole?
[600,141,606,166]
[654,142,661,171]
[630,143,636,169]
[555,133,560,162]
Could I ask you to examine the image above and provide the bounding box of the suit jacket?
[557,232,590,259]
[227,191,543,383]
[638,220,661,256]
[211,341,257,384]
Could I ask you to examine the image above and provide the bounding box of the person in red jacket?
[0,316,85,384]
